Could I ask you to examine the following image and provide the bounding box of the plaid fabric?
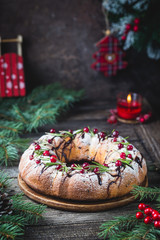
[91,35,127,77]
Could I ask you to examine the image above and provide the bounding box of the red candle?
[117,93,142,120]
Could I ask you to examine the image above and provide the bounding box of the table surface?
[2,100,160,240]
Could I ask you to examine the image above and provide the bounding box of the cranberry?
[71,164,76,170]
[68,129,73,134]
[152,210,159,216]
[118,143,124,149]
[103,163,109,168]
[56,164,62,170]
[35,145,41,150]
[144,208,153,216]
[120,152,126,159]
[140,117,145,123]
[50,128,56,133]
[94,167,99,174]
[43,150,50,156]
[154,221,160,228]
[121,35,126,41]
[93,128,98,134]
[112,130,119,138]
[50,155,57,163]
[100,132,106,139]
[126,23,131,31]
[35,159,41,164]
[144,216,153,224]
[133,25,138,32]
[29,155,34,160]
[138,203,146,211]
[80,169,84,174]
[153,213,160,221]
[115,160,122,167]
[48,139,52,144]
[83,127,89,133]
[136,212,144,219]
[127,145,133,151]
[134,18,140,25]
[127,154,132,159]
[113,138,117,142]
[82,162,90,169]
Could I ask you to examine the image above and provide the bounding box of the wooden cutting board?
[18,174,148,212]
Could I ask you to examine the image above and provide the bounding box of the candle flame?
[127,93,132,103]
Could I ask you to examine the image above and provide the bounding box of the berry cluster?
[136,203,160,228]
[121,18,140,41]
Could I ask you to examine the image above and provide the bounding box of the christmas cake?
[19,127,147,201]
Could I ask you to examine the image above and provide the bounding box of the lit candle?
[117,92,142,120]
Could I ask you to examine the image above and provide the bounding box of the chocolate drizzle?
[97,174,102,185]
[106,166,123,196]
[135,156,142,168]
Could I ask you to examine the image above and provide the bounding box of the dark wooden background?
[1,0,160,114]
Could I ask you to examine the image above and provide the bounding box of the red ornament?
[91,35,127,77]
[133,25,139,32]
[134,18,140,25]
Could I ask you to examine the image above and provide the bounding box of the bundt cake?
[19,127,147,201]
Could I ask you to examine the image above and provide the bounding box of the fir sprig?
[0,83,83,166]
[0,171,46,239]
[131,185,160,201]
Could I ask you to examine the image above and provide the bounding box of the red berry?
[118,143,124,149]
[100,132,106,139]
[50,155,57,163]
[93,128,98,134]
[136,212,144,219]
[127,154,132,159]
[134,18,140,25]
[133,25,138,32]
[43,150,50,156]
[121,35,126,41]
[140,117,145,123]
[35,144,41,150]
[80,169,84,174]
[29,155,34,160]
[126,24,131,31]
[71,164,76,170]
[138,203,146,211]
[122,140,125,143]
[50,128,56,133]
[113,137,117,142]
[115,160,122,167]
[112,130,119,138]
[144,216,153,224]
[103,163,109,168]
[35,159,41,164]
[127,145,133,151]
[94,167,99,174]
[153,213,160,221]
[68,129,73,134]
[82,162,90,169]
[48,139,52,144]
[144,208,153,216]
[56,164,62,170]
[152,210,159,216]
[154,221,160,228]
[83,127,89,133]
[120,152,126,159]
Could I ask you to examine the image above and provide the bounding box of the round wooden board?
[18,174,148,212]
[117,117,139,124]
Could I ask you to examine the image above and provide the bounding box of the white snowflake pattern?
[19,82,25,89]
[2,63,8,69]
[1,72,4,75]
[6,82,12,89]
[11,74,16,80]
[0,59,4,63]
[19,76,23,79]
[14,85,18,89]
[5,89,9,94]
[6,75,9,79]
[17,62,23,70]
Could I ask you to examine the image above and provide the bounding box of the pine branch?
[11,194,46,224]
[131,185,160,201]
[0,223,23,240]
[0,171,11,188]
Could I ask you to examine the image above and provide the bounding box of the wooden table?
[2,101,160,239]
